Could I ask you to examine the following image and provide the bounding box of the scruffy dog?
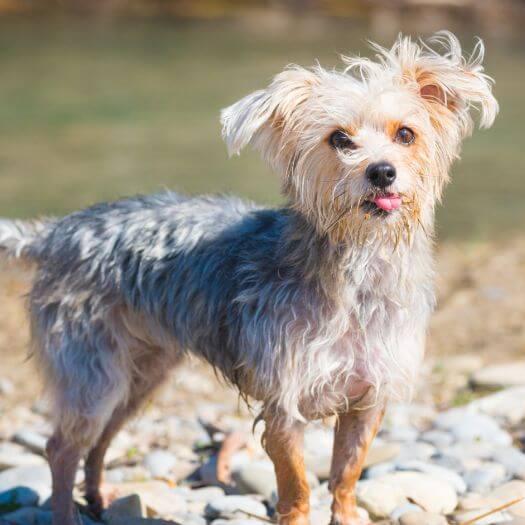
[0,32,497,525]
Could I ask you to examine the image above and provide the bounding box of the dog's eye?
[395,126,415,145]
[329,130,356,151]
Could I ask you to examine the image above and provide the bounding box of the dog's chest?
[297,251,424,418]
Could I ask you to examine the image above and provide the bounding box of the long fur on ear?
[220,66,320,157]
[343,31,499,138]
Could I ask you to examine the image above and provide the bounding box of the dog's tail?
[0,218,51,263]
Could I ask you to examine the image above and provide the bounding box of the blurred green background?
[0,1,523,241]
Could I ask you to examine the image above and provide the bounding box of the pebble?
[356,479,407,518]
[399,511,448,525]
[378,471,458,514]
[493,447,525,479]
[471,361,525,389]
[389,502,423,520]
[143,449,177,478]
[0,465,52,504]
[0,442,46,470]
[468,387,525,425]
[13,429,48,455]
[232,459,318,503]
[103,494,144,521]
[463,462,507,493]
[395,460,467,493]
[205,495,268,520]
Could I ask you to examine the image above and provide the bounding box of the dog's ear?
[405,32,498,136]
[221,66,320,157]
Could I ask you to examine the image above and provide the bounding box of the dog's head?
[221,31,498,244]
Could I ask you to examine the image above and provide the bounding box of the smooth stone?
[471,361,525,389]
[102,518,181,525]
[178,486,225,502]
[0,442,46,470]
[389,502,423,520]
[395,460,467,493]
[365,443,400,468]
[209,518,266,525]
[378,471,458,514]
[0,486,39,508]
[304,427,333,479]
[233,460,318,502]
[143,450,177,479]
[105,466,151,483]
[169,513,206,525]
[399,511,448,525]
[108,481,187,517]
[364,461,396,479]
[0,465,52,504]
[396,442,436,462]
[103,494,144,521]
[383,426,419,443]
[468,387,525,425]
[438,410,512,446]
[13,430,47,455]
[356,479,407,518]
[205,495,268,520]
[439,441,494,461]
[451,507,512,525]
[419,430,453,449]
[489,481,525,517]
[492,447,525,479]
[463,462,507,493]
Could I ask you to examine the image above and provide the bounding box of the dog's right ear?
[220,66,320,158]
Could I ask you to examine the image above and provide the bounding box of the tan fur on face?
[221,31,498,246]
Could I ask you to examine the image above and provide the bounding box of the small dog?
[0,32,497,525]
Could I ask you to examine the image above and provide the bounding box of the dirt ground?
[0,234,524,410]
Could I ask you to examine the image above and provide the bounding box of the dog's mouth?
[362,192,402,215]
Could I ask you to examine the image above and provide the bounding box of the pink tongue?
[373,193,402,211]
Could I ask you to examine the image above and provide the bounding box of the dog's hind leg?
[38,336,132,525]
[84,349,175,516]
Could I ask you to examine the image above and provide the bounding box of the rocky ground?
[0,236,523,525]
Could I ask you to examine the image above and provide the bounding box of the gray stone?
[378,471,458,514]
[103,494,144,522]
[396,442,436,462]
[205,495,268,520]
[0,442,46,470]
[471,361,525,389]
[468,387,525,425]
[395,460,467,493]
[0,508,102,525]
[464,462,507,493]
[492,447,525,479]
[419,429,453,449]
[389,502,423,520]
[13,430,47,455]
[232,460,318,502]
[399,511,448,525]
[143,450,177,479]
[364,461,396,479]
[356,479,407,518]
[304,426,333,479]
[0,465,52,504]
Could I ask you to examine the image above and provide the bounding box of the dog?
[0,31,497,525]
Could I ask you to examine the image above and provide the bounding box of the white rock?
[389,502,423,520]
[399,511,449,525]
[378,471,458,514]
[463,462,507,493]
[492,447,525,479]
[356,479,407,518]
[205,495,267,520]
[13,430,48,455]
[471,362,525,389]
[395,460,467,493]
[468,387,525,425]
[143,450,177,478]
[419,430,453,449]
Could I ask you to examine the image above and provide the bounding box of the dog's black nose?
[366,162,397,189]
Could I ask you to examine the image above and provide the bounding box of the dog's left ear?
[403,32,499,136]
[221,66,320,158]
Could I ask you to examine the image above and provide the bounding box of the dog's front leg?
[264,417,310,525]
[328,403,385,525]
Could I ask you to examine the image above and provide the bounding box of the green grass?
[0,16,523,241]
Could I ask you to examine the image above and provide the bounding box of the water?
[0,16,522,241]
